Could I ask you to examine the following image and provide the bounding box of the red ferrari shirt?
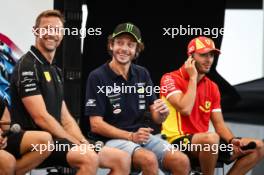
[160,65,221,143]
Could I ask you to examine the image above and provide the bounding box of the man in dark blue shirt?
[85,22,190,175]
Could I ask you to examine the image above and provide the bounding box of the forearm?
[177,78,197,114]
[63,118,86,142]
[35,114,79,144]
[91,119,131,140]
[215,124,234,143]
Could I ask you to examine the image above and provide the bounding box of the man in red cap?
[160,36,264,175]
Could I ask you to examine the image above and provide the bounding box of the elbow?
[32,114,46,127]
[179,108,192,116]
[30,110,50,127]
[181,111,191,116]
[171,103,192,116]
[90,120,102,134]
[90,124,97,133]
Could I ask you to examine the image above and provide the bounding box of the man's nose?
[121,44,129,51]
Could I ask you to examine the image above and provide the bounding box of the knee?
[140,151,158,168]
[167,152,190,172]
[113,150,131,171]
[116,151,131,167]
[36,132,53,156]
[6,158,16,174]
[67,147,99,171]
[38,131,53,144]
[202,133,220,145]
[174,152,190,169]
[256,140,264,149]
[0,152,16,174]
[81,150,99,168]
[255,140,264,158]
[80,151,99,167]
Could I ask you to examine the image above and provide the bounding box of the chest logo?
[113,108,122,114]
[44,71,51,82]
[137,87,144,94]
[205,101,211,109]
[199,101,211,113]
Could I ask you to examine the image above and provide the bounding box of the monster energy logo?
[126,23,134,32]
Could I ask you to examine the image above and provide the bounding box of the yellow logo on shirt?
[137,87,144,93]
[199,101,211,113]
[44,71,51,82]
[205,101,211,109]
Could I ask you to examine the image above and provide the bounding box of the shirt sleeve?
[84,72,107,117]
[211,83,222,113]
[17,60,41,98]
[160,73,182,99]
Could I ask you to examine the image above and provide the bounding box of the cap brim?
[112,31,141,43]
[196,48,221,55]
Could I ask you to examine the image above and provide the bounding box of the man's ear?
[109,42,113,50]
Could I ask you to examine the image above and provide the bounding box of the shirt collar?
[29,46,54,65]
[104,61,136,80]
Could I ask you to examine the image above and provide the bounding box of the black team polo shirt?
[10,46,63,130]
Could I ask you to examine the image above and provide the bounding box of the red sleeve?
[211,82,222,112]
[160,73,182,98]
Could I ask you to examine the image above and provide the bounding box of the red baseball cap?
[187,36,221,56]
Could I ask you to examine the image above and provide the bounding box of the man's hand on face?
[185,56,198,80]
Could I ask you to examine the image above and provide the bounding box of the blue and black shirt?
[85,61,157,141]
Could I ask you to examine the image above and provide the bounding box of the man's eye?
[116,41,123,45]
[128,43,136,48]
